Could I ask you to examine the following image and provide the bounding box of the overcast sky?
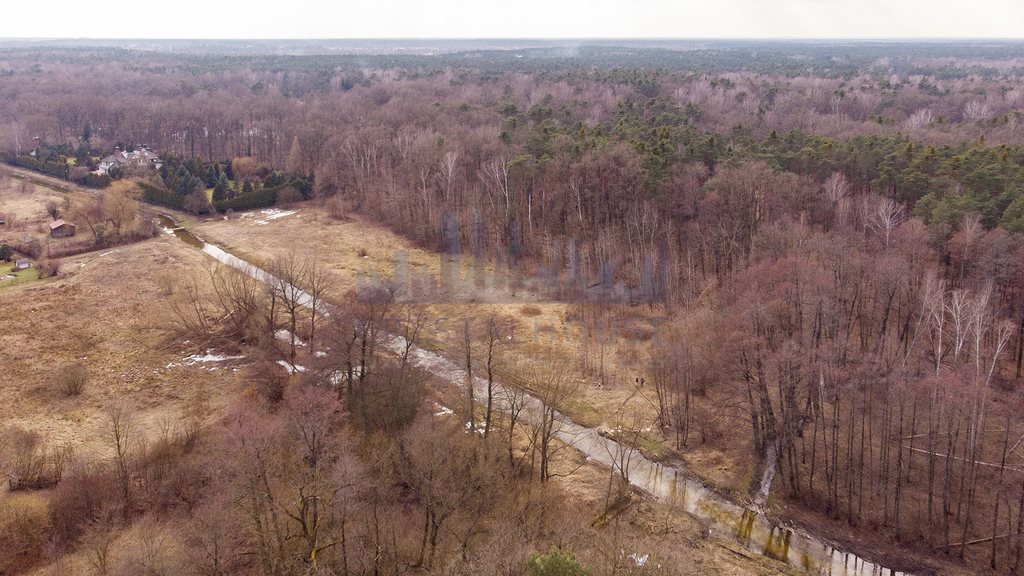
[2,0,1022,39]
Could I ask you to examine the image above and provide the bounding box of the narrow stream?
[160,214,915,576]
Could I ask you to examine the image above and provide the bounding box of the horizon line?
[3,36,1024,42]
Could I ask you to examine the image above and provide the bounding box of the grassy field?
[0,261,41,288]
[0,233,244,459]
[0,167,100,262]
[0,177,65,238]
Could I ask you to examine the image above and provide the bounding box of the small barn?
[50,219,76,238]
[15,258,30,271]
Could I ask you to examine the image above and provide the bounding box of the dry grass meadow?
[0,231,243,459]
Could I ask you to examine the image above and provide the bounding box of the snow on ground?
[165,350,245,370]
[275,329,307,347]
[277,360,306,374]
[627,553,649,568]
[241,208,298,225]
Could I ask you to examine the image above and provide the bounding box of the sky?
[1,0,1023,40]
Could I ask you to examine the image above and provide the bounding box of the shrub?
[325,195,348,220]
[619,320,656,342]
[139,181,185,210]
[0,494,50,575]
[14,238,42,259]
[528,547,589,576]
[212,178,309,213]
[77,172,112,189]
[13,156,69,179]
[520,305,543,317]
[250,360,287,404]
[36,258,61,278]
[213,186,276,212]
[48,467,120,550]
[0,427,72,491]
[58,362,88,397]
[275,185,302,207]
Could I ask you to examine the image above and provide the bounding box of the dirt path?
[0,164,88,195]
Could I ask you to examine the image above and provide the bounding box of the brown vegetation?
[3,42,1024,576]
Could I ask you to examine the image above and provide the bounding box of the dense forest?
[3,41,1024,575]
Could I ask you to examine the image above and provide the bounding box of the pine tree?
[213,173,230,201]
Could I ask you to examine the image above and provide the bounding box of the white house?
[96,147,162,174]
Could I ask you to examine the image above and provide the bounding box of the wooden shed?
[50,219,76,238]
[15,258,30,270]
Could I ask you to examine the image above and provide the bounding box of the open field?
[0,175,65,239]
[0,233,244,459]
[0,166,109,262]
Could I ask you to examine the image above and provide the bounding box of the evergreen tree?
[1000,194,1024,233]
[75,143,90,166]
[528,547,588,576]
[213,173,230,202]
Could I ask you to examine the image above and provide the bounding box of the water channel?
[158,214,916,576]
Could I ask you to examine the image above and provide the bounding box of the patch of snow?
[99,250,116,257]
[277,360,306,374]
[184,352,244,363]
[165,350,244,369]
[314,351,328,358]
[434,404,455,417]
[627,553,649,568]
[253,208,298,225]
[327,367,362,386]
[275,329,307,347]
